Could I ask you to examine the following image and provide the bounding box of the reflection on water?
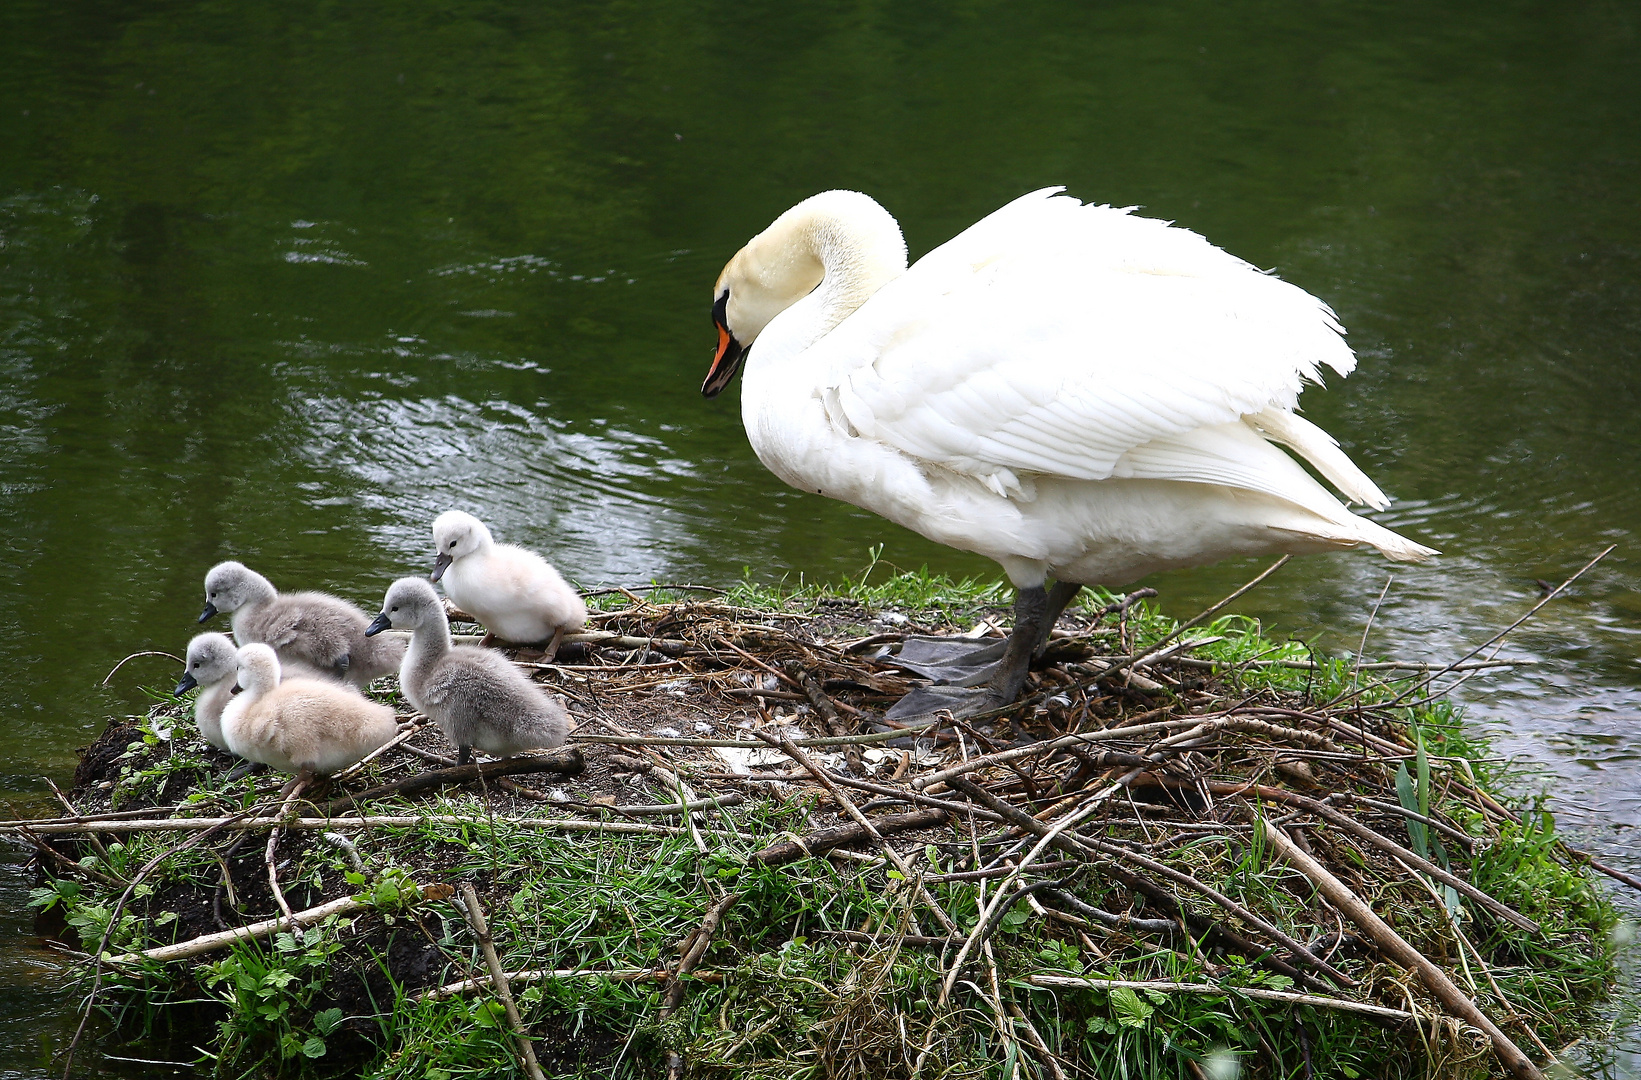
[1,0,1639,1072]
[301,392,712,581]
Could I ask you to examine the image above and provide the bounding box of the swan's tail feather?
[1273,513,1439,563]
[1250,408,1390,510]
[1362,520,1440,563]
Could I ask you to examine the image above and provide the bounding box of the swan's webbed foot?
[883,581,1082,722]
[224,760,269,782]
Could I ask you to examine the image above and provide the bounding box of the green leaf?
[301,1036,327,1058]
[1431,830,1452,873]
[313,1007,344,1035]
[1109,987,1153,1028]
[344,871,367,886]
[470,1000,505,1028]
[262,969,297,989]
[1414,732,1432,818]
[1395,763,1429,860]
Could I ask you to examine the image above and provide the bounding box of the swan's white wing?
[816,191,1376,506]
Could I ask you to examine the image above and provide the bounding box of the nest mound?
[14,582,1624,1080]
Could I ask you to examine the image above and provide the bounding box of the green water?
[2,0,1638,1072]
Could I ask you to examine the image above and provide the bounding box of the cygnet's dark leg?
[276,772,310,803]
[458,744,473,767]
[333,654,351,680]
[541,626,565,664]
[224,760,269,782]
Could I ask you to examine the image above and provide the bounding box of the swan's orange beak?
[702,308,746,398]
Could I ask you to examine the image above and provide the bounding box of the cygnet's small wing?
[815,190,1365,503]
[490,545,587,626]
[258,592,361,669]
[423,648,566,755]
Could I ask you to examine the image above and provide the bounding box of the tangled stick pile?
[9,565,1627,1080]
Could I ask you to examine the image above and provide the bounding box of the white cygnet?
[175,632,239,751]
[219,644,399,780]
[430,511,586,660]
[200,560,405,687]
[366,577,570,765]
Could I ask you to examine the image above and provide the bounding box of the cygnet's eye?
[449,541,457,549]
[209,591,217,598]
[390,605,399,612]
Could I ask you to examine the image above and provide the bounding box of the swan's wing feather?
[819,196,1364,499]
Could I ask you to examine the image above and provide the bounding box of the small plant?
[202,918,352,1070]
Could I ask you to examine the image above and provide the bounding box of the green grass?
[725,544,1012,625]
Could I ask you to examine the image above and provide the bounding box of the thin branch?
[1261,819,1544,1080]
[456,883,546,1080]
[101,651,184,687]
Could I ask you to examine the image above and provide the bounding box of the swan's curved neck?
[808,220,902,336]
[738,191,908,357]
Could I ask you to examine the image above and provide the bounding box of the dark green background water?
[2,0,1638,1073]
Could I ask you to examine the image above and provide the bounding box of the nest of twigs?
[11,566,1628,1080]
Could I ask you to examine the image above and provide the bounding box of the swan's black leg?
[1036,581,1084,654]
[883,579,1084,721]
[458,744,473,767]
[986,585,1048,704]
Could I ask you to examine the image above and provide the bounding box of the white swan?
[365,578,571,765]
[219,644,399,780]
[430,511,586,659]
[200,561,405,687]
[702,188,1437,711]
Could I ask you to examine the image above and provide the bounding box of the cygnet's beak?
[198,602,218,624]
[431,552,453,582]
[174,672,198,695]
[364,612,392,637]
[229,683,243,695]
[701,324,746,399]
